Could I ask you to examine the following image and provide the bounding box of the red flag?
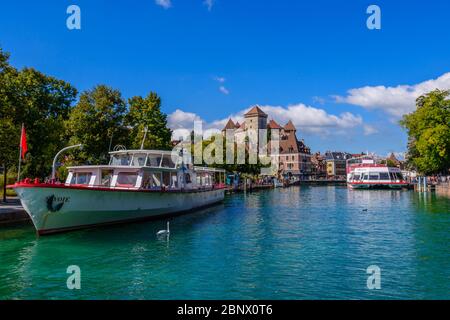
[20,125,28,160]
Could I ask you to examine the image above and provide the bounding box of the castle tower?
[283,120,296,136]
[244,105,268,131]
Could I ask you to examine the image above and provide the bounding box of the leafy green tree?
[0,119,18,201]
[0,48,77,179]
[0,119,18,167]
[66,85,127,164]
[14,68,77,177]
[400,89,450,175]
[126,92,172,150]
[0,49,18,166]
[191,134,263,176]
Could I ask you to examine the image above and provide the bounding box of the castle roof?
[222,119,236,131]
[388,153,401,165]
[245,105,268,118]
[267,119,282,129]
[284,120,296,131]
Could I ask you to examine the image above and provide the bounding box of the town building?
[311,152,327,179]
[325,151,351,179]
[222,106,312,180]
[387,153,403,169]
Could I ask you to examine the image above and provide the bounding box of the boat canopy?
[65,149,226,190]
[108,150,181,169]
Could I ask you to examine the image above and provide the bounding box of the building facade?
[223,106,312,179]
[311,152,327,179]
[325,151,351,179]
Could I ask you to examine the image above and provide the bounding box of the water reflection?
[0,187,449,299]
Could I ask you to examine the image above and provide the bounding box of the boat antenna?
[140,126,148,150]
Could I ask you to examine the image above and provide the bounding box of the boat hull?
[348,183,408,190]
[13,186,225,235]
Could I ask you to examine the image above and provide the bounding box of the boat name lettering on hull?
[46,195,70,212]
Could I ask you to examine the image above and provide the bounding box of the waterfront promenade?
[0,199,29,224]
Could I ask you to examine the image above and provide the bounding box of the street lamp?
[52,144,83,181]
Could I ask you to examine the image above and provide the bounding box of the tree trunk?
[2,164,7,203]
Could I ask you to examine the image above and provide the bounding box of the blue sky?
[1,0,450,156]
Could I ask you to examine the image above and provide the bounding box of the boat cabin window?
[142,171,162,189]
[132,154,147,167]
[362,174,369,181]
[353,174,361,181]
[161,154,176,168]
[142,171,163,189]
[390,172,404,181]
[101,170,114,187]
[151,172,162,188]
[162,172,171,187]
[369,174,379,181]
[379,172,390,180]
[111,154,131,166]
[70,172,92,185]
[116,172,138,187]
[147,155,162,167]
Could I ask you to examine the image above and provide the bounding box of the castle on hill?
[222,106,312,179]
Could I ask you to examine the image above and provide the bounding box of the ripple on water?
[0,187,449,299]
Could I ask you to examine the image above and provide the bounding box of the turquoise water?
[1,186,450,300]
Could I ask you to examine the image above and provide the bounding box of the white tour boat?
[9,149,226,235]
[347,158,408,189]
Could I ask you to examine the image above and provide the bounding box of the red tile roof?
[267,119,282,129]
[284,120,296,131]
[245,105,268,117]
[222,119,236,131]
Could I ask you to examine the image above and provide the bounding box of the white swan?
[157,221,170,237]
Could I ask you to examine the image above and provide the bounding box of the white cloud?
[363,124,378,136]
[312,96,326,105]
[167,103,374,140]
[168,109,202,129]
[334,72,450,118]
[168,110,201,141]
[214,76,229,95]
[155,0,172,9]
[219,85,229,95]
[257,104,363,135]
[203,0,214,11]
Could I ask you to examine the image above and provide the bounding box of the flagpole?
[17,123,23,182]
